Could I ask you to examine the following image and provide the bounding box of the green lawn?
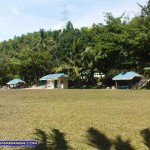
[0,89,150,150]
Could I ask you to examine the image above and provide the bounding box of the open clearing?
[0,89,150,150]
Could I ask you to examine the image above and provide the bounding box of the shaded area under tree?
[19,128,72,150]
[86,127,136,150]
[141,128,150,149]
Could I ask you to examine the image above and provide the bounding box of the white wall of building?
[46,77,68,89]
[46,80,55,89]
[58,77,68,89]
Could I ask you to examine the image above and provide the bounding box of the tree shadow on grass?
[140,128,150,149]
[87,127,112,150]
[50,129,72,150]
[86,127,136,150]
[34,129,50,150]
[114,136,135,150]
[19,128,72,150]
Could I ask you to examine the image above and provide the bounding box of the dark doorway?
[54,80,58,88]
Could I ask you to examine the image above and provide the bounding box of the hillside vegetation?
[0,1,150,86]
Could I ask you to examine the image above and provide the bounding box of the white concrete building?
[39,73,69,89]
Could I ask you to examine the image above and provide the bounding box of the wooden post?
[115,81,118,88]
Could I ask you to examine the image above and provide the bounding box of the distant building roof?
[7,79,25,85]
[112,71,142,81]
[39,73,68,81]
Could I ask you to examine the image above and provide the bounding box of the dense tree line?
[0,1,150,86]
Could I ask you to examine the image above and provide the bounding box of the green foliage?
[0,1,150,85]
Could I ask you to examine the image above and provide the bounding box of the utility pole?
[61,3,70,29]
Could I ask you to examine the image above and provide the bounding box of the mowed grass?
[0,89,150,150]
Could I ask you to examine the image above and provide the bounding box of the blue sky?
[0,0,148,42]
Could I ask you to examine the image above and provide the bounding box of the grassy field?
[0,89,150,150]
